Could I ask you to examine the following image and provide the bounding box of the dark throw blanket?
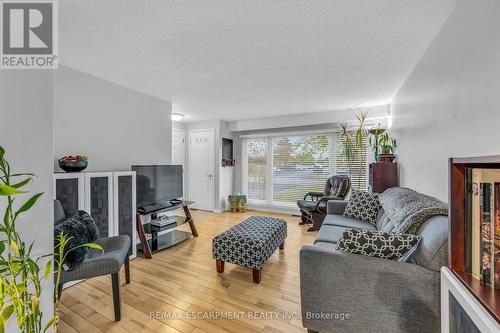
[378,187,448,234]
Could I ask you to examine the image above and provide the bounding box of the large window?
[245,132,370,207]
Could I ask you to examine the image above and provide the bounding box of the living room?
[1,0,499,332]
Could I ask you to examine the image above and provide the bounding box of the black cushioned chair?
[297,175,351,231]
[54,200,130,321]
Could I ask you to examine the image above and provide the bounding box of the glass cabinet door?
[114,172,136,257]
[85,173,113,238]
[54,174,84,217]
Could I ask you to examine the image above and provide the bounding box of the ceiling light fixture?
[171,113,185,122]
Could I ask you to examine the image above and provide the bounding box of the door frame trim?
[188,128,215,211]
[172,127,186,196]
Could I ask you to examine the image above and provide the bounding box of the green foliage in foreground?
[0,146,102,333]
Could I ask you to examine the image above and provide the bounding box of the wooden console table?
[136,201,198,259]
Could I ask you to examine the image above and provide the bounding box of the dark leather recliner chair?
[297,175,351,231]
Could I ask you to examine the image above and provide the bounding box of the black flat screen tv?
[132,165,183,210]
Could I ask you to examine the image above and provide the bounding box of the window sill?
[246,201,300,215]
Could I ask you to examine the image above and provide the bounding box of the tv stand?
[136,201,198,259]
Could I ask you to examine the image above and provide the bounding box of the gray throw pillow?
[336,228,422,261]
[343,190,382,224]
[54,210,99,271]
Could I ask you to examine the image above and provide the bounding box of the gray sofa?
[300,195,448,333]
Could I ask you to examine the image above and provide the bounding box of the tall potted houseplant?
[0,146,101,332]
[338,111,368,190]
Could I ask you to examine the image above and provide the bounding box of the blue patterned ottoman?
[212,216,287,283]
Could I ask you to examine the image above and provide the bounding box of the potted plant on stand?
[368,126,385,161]
[370,132,398,162]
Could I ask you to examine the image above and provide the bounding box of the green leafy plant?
[338,111,369,190]
[0,146,102,332]
[369,132,397,156]
[368,126,386,161]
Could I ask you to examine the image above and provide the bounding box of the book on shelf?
[494,183,500,287]
[470,168,481,280]
[465,168,473,273]
[467,168,500,288]
[480,182,492,285]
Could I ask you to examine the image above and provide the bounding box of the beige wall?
[390,0,500,202]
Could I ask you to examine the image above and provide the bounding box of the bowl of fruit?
[58,156,88,172]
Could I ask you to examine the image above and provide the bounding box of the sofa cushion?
[404,215,448,271]
[314,225,347,244]
[335,228,422,261]
[375,209,398,232]
[323,214,377,230]
[343,190,382,224]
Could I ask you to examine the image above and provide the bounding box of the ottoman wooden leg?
[252,268,262,283]
[216,259,225,273]
[279,241,285,250]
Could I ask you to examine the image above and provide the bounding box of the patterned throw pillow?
[335,228,422,261]
[343,190,382,224]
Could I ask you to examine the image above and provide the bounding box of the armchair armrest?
[304,191,325,200]
[326,200,348,215]
[300,246,441,333]
[315,196,343,213]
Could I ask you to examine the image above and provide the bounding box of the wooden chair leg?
[252,268,262,284]
[216,259,225,273]
[279,241,285,250]
[111,273,121,321]
[124,255,130,284]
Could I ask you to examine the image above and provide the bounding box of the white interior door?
[189,129,214,211]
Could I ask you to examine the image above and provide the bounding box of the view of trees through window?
[272,135,329,203]
[247,133,369,205]
[247,135,330,205]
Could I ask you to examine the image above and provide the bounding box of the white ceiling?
[59,0,456,122]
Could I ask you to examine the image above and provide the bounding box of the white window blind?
[335,133,369,192]
[246,134,331,206]
[247,138,267,201]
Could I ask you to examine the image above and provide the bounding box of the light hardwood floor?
[59,210,316,333]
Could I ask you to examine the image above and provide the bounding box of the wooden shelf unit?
[449,156,500,323]
[369,162,398,193]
